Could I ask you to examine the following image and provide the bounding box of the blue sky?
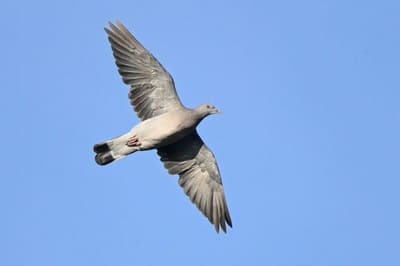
[2,0,400,265]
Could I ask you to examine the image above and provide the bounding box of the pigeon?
[94,21,232,233]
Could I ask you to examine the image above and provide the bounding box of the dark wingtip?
[219,223,232,234]
[215,224,220,234]
[226,213,233,228]
[220,226,226,234]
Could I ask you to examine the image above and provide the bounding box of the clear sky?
[2,0,400,265]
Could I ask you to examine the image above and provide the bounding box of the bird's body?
[94,21,232,233]
[95,106,208,164]
[132,108,197,149]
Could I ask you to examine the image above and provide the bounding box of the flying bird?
[93,21,232,233]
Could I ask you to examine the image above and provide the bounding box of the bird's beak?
[214,109,221,114]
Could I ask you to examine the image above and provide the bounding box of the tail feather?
[95,151,115,165]
[94,141,115,165]
[93,142,111,153]
[93,133,138,166]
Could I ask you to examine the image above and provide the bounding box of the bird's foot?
[126,135,141,147]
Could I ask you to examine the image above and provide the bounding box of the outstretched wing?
[157,131,232,233]
[105,21,184,120]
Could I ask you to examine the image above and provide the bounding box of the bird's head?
[196,103,220,117]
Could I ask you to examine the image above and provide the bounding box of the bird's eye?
[206,105,211,108]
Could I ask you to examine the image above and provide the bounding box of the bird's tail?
[93,142,116,165]
[93,133,138,165]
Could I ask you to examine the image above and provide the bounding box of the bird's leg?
[126,135,141,147]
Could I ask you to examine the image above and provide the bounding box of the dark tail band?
[94,142,115,165]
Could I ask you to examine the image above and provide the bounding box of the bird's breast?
[132,110,196,150]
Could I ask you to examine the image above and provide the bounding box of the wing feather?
[158,131,232,233]
[105,21,184,120]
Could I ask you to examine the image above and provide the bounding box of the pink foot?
[126,135,141,147]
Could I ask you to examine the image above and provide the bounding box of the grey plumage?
[94,21,232,233]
